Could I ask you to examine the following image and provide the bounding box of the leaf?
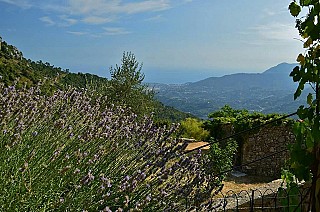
[297,54,305,65]
[305,18,315,36]
[289,1,301,17]
[309,26,320,41]
[306,133,314,149]
[293,122,302,135]
[293,74,301,82]
[294,89,302,100]
[294,82,305,99]
[290,66,302,82]
[304,37,313,48]
[307,93,313,105]
[297,106,308,119]
[300,0,312,6]
[290,66,300,77]
[307,107,315,121]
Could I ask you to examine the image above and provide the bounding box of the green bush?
[207,139,238,181]
[180,118,209,141]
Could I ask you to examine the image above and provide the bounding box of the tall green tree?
[288,1,320,210]
[109,52,154,115]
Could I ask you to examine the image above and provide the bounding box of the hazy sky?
[0,0,302,83]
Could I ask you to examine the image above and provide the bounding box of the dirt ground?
[221,174,282,195]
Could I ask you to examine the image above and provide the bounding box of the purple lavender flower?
[107,179,112,188]
[74,168,80,174]
[0,84,218,210]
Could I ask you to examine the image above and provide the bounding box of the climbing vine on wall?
[203,105,293,180]
[204,105,293,140]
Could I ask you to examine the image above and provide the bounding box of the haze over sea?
[143,68,250,84]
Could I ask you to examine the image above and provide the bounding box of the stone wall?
[240,125,295,178]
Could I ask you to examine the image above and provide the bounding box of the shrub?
[180,118,210,141]
[0,85,220,211]
[207,139,238,181]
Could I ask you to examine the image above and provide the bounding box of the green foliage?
[286,1,320,210]
[207,139,238,181]
[152,102,196,126]
[0,41,68,93]
[289,1,301,17]
[59,72,108,90]
[179,118,209,141]
[204,105,292,182]
[110,52,144,93]
[279,170,304,211]
[204,105,292,140]
[108,52,154,115]
[207,105,242,124]
[289,122,314,181]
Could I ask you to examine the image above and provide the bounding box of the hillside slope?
[0,38,193,122]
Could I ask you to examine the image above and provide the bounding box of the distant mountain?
[153,63,305,119]
[263,62,296,76]
[189,63,297,91]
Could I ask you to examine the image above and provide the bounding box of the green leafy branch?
[287,1,320,210]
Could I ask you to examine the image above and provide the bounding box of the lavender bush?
[0,84,220,211]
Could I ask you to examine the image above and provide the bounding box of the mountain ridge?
[185,62,297,91]
[153,62,304,119]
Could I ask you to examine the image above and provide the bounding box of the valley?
[151,63,307,119]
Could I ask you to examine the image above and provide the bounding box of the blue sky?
[0,0,301,83]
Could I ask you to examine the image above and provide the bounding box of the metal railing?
[180,184,311,211]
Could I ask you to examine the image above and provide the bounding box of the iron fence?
[180,185,311,211]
